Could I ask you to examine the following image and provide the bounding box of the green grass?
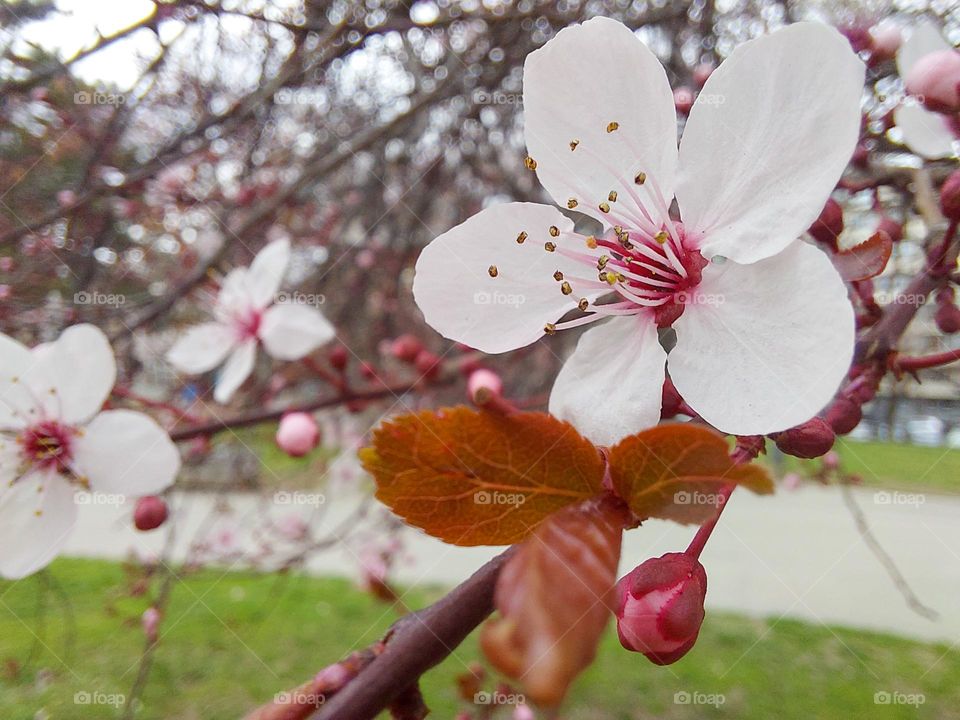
[1,558,957,719]
[769,438,960,494]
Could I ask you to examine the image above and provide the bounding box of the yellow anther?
[606,121,620,133]
[597,255,609,269]
[516,231,527,244]
[608,190,618,202]
[544,323,556,335]
[604,271,618,285]
[599,202,610,213]
[488,265,498,278]
[578,298,589,311]
[654,230,669,244]
[569,139,579,151]
[567,198,578,209]
[561,281,572,295]
[585,236,598,249]
[634,172,647,185]
[553,270,564,281]
[524,155,537,171]
[549,225,560,237]
[544,242,556,252]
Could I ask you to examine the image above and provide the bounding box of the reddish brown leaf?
[359,408,605,546]
[608,424,773,525]
[480,498,626,706]
[831,231,893,281]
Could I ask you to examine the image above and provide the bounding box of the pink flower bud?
[808,198,844,248]
[822,450,841,471]
[142,607,161,643]
[134,496,168,531]
[314,662,352,693]
[56,189,77,208]
[276,412,320,457]
[615,552,707,665]
[771,417,835,459]
[905,49,960,114]
[414,349,441,380]
[673,86,694,115]
[390,334,423,363]
[940,169,960,223]
[467,368,503,404]
[781,472,803,491]
[328,345,348,370]
[935,298,960,334]
[513,704,535,720]
[869,23,902,62]
[826,397,863,435]
[692,62,714,88]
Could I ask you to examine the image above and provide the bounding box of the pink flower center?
[19,420,76,474]
[231,307,262,341]
[532,169,707,335]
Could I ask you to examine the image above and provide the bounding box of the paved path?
[64,484,960,644]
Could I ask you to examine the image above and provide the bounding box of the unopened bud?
[905,49,960,114]
[771,417,835,459]
[940,169,960,223]
[935,298,960,334]
[673,86,694,115]
[414,350,441,380]
[826,397,863,435]
[692,62,714,88]
[142,607,161,643]
[868,22,902,62]
[822,450,841,471]
[467,368,503,405]
[328,345,348,371]
[276,412,320,457]
[134,496,168,531]
[314,662,353,693]
[390,334,423,363]
[615,552,707,665]
[808,198,844,248]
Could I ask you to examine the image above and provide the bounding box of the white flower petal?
[548,315,666,447]
[259,303,335,360]
[74,410,180,495]
[213,339,257,403]
[247,239,290,308]
[523,16,678,228]
[897,20,951,78]
[413,203,597,354]
[166,322,237,374]
[30,324,117,424]
[676,23,865,264]
[0,473,77,579]
[894,103,958,159]
[0,332,43,429]
[669,242,854,435]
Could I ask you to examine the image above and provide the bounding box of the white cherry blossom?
[166,239,335,403]
[414,18,863,445]
[894,21,960,160]
[0,324,180,578]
